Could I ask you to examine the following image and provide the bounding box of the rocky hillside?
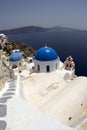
[0,41,36,58]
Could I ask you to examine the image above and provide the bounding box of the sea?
[8,30,87,76]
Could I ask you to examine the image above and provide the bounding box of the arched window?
[37,64,40,72]
[46,65,50,72]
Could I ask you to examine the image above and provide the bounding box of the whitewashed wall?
[34,59,60,72]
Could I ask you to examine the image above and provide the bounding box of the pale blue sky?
[0,0,87,30]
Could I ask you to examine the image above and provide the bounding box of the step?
[0,97,12,103]
[0,120,6,130]
[0,105,7,117]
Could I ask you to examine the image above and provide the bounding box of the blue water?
[8,30,87,76]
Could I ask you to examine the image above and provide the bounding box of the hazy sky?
[0,0,87,30]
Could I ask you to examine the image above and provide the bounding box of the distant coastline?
[0,26,86,35]
[0,26,47,35]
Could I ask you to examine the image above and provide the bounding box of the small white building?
[0,33,8,44]
[8,51,22,79]
[9,50,22,69]
[34,46,60,72]
[0,34,4,44]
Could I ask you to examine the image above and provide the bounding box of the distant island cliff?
[0,25,84,35]
[0,26,48,35]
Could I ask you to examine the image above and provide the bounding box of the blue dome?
[9,52,22,62]
[34,46,59,61]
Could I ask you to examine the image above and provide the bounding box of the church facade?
[34,46,60,72]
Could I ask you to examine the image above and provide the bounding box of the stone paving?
[2,92,15,96]
[0,121,6,130]
[0,80,16,130]
[0,105,7,117]
[0,97,12,103]
[7,89,15,91]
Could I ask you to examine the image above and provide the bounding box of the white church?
[34,46,60,72]
[9,46,75,80]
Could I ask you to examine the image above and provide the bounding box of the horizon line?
[0,25,87,32]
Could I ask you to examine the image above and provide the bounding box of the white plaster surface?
[34,58,60,72]
[22,71,87,126]
[7,97,74,130]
